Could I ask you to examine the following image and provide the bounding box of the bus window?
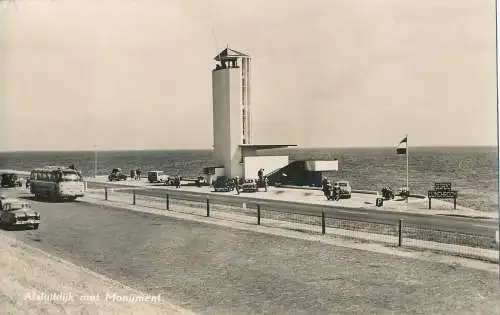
[61,171,80,182]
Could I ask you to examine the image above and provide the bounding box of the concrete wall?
[212,68,243,178]
[304,160,339,171]
[243,156,289,179]
[206,167,226,185]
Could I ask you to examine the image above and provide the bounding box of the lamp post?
[94,145,98,178]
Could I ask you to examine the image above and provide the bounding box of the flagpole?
[406,134,409,204]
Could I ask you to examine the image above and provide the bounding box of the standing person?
[257,168,264,188]
[321,176,330,199]
[136,169,141,181]
[334,183,341,201]
[233,176,240,195]
[130,169,136,180]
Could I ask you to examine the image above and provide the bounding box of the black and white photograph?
[0,0,499,314]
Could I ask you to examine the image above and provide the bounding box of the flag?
[396,136,407,154]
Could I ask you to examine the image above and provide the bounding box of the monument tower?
[212,47,253,178]
[208,47,335,183]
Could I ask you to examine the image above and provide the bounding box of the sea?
[0,146,497,213]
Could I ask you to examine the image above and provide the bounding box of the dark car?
[212,176,235,192]
[0,197,40,230]
[108,168,127,181]
[1,174,23,188]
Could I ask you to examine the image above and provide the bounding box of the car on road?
[241,179,258,193]
[0,196,40,230]
[108,168,127,181]
[1,173,23,188]
[334,180,352,199]
[147,170,170,183]
[212,176,235,192]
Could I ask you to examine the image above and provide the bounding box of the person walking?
[233,176,240,195]
[136,169,141,181]
[130,169,136,180]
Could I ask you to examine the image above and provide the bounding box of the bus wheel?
[33,224,39,230]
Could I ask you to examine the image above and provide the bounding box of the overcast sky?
[0,0,496,151]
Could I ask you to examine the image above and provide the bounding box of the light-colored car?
[147,170,170,183]
[334,180,352,199]
[241,179,258,193]
[0,196,40,230]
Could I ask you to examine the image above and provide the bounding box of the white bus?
[30,166,85,201]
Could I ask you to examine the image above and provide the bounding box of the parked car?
[241,179,258,193]
[0,196,40,230]
[212,176,235,192]
[333,180,352,199]
[381,186,395,200]
[1,174,23,188]
[147,170,170,183]
[108,168,127,181]
[398,186,410,198]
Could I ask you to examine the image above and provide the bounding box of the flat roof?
[239,144,297,150]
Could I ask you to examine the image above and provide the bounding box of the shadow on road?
[0,222,37,232]
[18,195,75,204]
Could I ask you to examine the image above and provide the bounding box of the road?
[87,182,498,237]
[1,187,499,315]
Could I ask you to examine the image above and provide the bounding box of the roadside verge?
[0,232,198,315]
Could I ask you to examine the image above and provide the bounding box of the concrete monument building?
[205,47,337,184]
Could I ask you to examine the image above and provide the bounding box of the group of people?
[321,177,341,201]
[172,175,181,188]
[130,169,142,180]
[231,168,268,195]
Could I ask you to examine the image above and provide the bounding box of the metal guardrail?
[88,187,499,263]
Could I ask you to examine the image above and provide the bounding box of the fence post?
[257,204,261,225]
[133,190,136,205]
[166,194,170,210]
[453,197,457,210]
[206,198,210,217]
[321,211,326,235]
[398,219,404,247]
[104,187,108,201]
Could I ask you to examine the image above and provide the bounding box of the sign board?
[428,190,458,199]
[428,182,458,209]
[434,182,452,192]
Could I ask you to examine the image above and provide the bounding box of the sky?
[0,0,497,151]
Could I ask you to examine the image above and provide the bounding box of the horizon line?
[0,144,496,153]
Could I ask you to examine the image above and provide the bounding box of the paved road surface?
[87,182,498,237]
[0,188,499,314]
